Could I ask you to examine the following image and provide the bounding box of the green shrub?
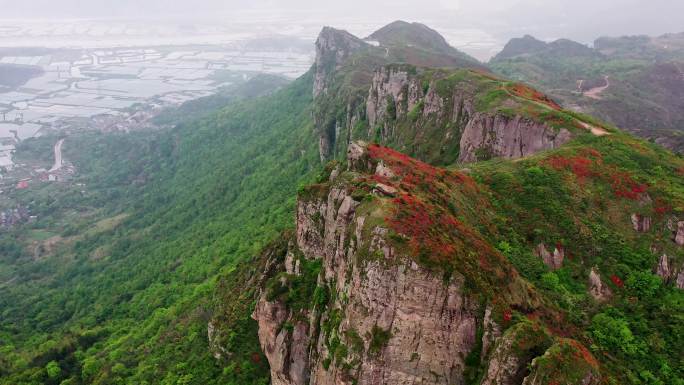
[368,325,392,356]
[45,361,61,379]
[408,101,424,122]
[590,312,640,356]
[386,95,397,120]
[625,271,662,298]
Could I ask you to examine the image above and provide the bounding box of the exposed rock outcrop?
[656,254,671,280]
[207,321,225,359]
[374,160,395,178]
[243,141,612,385]
[480,306,502,365]
[366,66,423,128]
[534,243,564,270]
[256,144,480,384]
[630,213,651,232]
[459,114,572,163]
[346,140,370,172]
[480,322,553,385]
[675,221,684,246]
[654,254,684,289]
[253,299,310,385]
[313,27,370,161]
[313,24,580,164]
[588,268,612,301]
[372,182,397,196]
[250,142,603,385]
[256,169,485,384]
[364,64,576,165]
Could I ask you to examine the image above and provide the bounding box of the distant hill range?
[490,32,684,152]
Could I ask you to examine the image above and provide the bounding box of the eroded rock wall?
[459,113,572,163]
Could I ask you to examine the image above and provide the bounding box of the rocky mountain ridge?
[247,142,601,385]
[209,22,684,385]
[238,128,684,384]
[312,26,604,166]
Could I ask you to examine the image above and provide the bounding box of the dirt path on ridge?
[584,76,610,99]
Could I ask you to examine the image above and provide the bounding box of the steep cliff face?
[458,113,572,163]
[313,27,369,98]
[366,65,423,128]
[253,172,487,384]
[312,27,372,161]
[313,22,484,160]
[365,65,582,164]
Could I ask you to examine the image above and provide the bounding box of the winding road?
[49,138,65,172]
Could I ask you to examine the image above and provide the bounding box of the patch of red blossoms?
[654,199,671,215]
[546,155,597,180]
[507,83,562,110]
[503,309,513,322]
[566,339,599,369]
[610,172,647,200]
[610,275,624,288]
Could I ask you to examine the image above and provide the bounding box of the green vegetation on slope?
[315,130,684,384]
[0,73,319,385]
[469,133,684,383]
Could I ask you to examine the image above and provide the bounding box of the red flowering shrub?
[654,198,671,216]
[610,275,624,288]
[546,155,597,181]
[546,150,651,201]
[507,83,562,110]
[565,339,599,369]
[545,149,652,204]
[366,144,512,284]
[362,144,578,335]
[503,309,513,322]
[609,171,647,200]
[580,148,602,159]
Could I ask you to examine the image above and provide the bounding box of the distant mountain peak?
[492,34,548,61]
[367,20,451,53]
[318,26,365,44]
[548,38,594,53]
[493,35,597,62]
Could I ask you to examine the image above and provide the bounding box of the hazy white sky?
[0,0,682,51]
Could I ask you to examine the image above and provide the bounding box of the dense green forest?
[0,73,320,384]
